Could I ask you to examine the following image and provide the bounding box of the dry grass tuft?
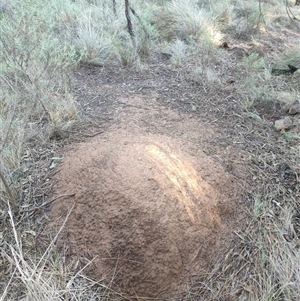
[1,204,119,301]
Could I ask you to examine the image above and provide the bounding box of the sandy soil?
[49,72,248,298]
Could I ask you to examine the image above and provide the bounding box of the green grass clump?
[0,0,80,211]
[237,53,273,106]
[153,0,221,43]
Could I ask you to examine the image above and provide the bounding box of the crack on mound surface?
[49,130,243,298]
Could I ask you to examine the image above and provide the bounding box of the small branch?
[286,0,300,28]
[0,168,19,213]
[20,193,76,213]
[258,0,268,33]
[0,99,17,154]
[83,131,104,137]
[129,5,150,38]
[112,0,117,16]
[0,75,17,93]
[125,0,134,38]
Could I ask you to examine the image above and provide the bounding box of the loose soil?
[49,62,249,298]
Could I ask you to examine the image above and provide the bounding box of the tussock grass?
[237,53,273,106]
[0,0,79,214]
[154,0,222,43]
[167,39,187,66]
[274,45,300,69]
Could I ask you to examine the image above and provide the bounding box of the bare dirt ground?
[48,33,300,298]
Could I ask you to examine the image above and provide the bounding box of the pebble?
[274,117,293,131]
[288,102,300,115]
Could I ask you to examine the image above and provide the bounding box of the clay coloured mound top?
[50,131,240,298]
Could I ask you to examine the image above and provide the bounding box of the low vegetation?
[1,0,300,300]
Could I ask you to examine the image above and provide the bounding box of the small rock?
[274,117,293,131]
[288,102,300,115]
[221,41,229,48]
[227,77,235,84]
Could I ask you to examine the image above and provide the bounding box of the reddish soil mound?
[50,134,241,297]
[49,95,244,298]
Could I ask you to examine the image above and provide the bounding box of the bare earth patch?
[49,90,246,297]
